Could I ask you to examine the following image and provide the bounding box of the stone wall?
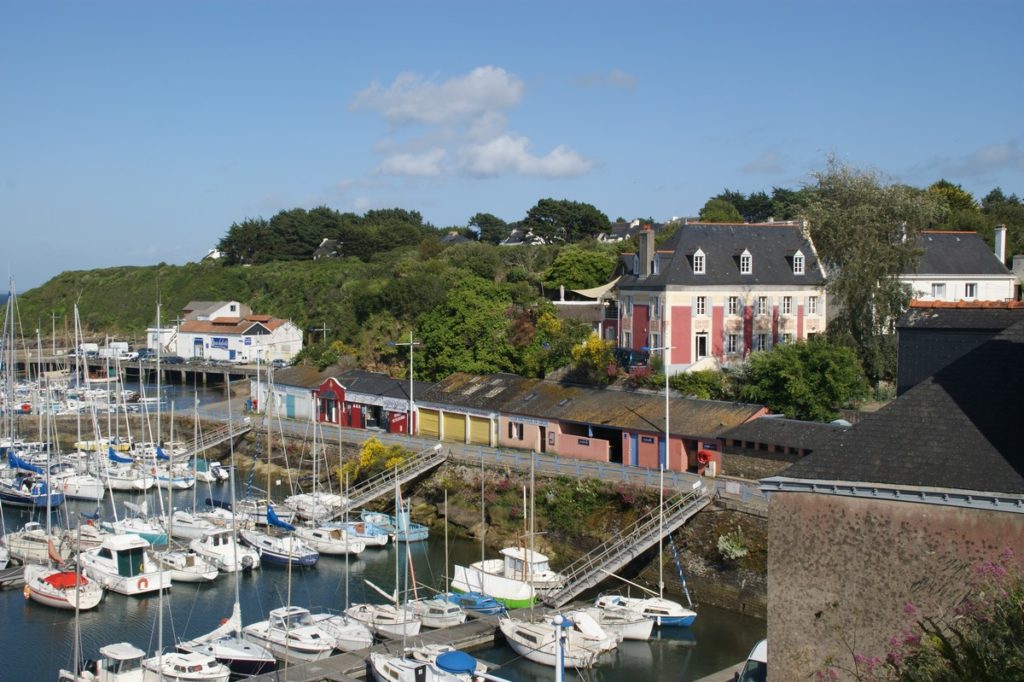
[768,492,1024,680]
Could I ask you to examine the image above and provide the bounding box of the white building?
[901,228,1016,303]
[173,300,303,363]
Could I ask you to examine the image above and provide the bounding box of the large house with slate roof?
[616,221,828,374]
[761,316,1024,679]
[900,228,1016,303]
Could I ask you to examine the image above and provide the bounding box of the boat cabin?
[96,535,150,577]
[93,642,145,680]
[500,547,551,577]
[269,606,315,630]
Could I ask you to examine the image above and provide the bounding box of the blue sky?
[2,1,1022,290]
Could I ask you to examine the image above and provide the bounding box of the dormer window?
[740,249,752,275]
[693,249,705,275]
[793,250,805,275]
[652,254,660,275]
[632,254,639,275]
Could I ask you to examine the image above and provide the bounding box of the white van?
[735,639,766,682]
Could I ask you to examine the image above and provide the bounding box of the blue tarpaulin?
[108,447,133,464]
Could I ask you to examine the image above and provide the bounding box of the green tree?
[469,212,510,244]
[928,179,978,213]
[698,197,744,223]
[770,186,811,220]
[569,333,617,385]
[542,246,618,291]
[981,188,1024,259]
[416,277,517,379]
[522,198,610,243]
[737,337,869,421]
[218,218,279,265]
[805,158,944,382]
[669,370,731,400]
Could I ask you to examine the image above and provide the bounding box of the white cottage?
[174,300,302,363]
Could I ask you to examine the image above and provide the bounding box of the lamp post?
[643,343,673,599]
[388,332,420,436]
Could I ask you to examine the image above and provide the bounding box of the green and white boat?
[450,546,563,609]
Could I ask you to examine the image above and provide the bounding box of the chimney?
[995,224,1007,264]
[638,225,655,277]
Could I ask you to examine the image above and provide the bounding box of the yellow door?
[419,409,440,438]
[468,415,491,445]
[442,412,465,442]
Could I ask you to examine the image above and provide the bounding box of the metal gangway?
[180,417,253,460]
[325,444,449,520]
[542,482,711,608]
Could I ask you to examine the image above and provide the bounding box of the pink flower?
[886,651,904,666]
[903,602,918,616]
[1001,546,1015,563]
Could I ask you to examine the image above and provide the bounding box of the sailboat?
[239,506,320,566]
[497,615,600,669]
[179,402,277,677]
[403,490,466,629]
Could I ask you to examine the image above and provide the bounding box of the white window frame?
[807,296,818,315]
[782,296,792,315]
[727,334,738,354]
[651,296,660,319]
[695,333,709,359]
[740,249,752,275]
[965,282,977,299]
[783,333,793,345]
[652,254,660,275]
[793,251,805,275]
[756,333,768,352]
[650,332,660,349]
[757,296,768,316]
[624,296,633,315]
[623,330,632,348]
[931,283,947,299]
[728,296,739,316]
[696,296,707,316]
[693,249,706,275]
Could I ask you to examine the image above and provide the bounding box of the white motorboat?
[593,594,697,627]
[79,533,172,596]
[307,612,374,652]
[368,651,497,682]
[59,641,147,681]
[345,602,422,639]
[294,524,367,555]
[168,509,219,540]
[282,490,345,522]
[242,606,337,662]
[155,549,219,582]
[3,521,69,565]
[451,546,563,608]
[579,604,653,641]
[189,528,260,573]
[498,615,600,669]
[142,651,231,681]
[24,563,104,611]
[403,596,467,629]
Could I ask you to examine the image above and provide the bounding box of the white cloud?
[350,66,524,126]
[741,150,784,175]
[574,68,638,90]
[914,141,1024,182]
[351,65,592,179]
[375,149,446,177]
[458,134,592,178]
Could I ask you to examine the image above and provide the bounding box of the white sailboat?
[242,606,338,662]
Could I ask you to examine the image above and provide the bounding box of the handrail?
[324,446,449,520]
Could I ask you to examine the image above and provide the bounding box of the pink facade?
[553,430,610,462]
[632,304,650,350]
[711,305,724,357]
[670,306,692,365]
[743,305,753,354]
[797,303,804,338]
[497,417,545,452]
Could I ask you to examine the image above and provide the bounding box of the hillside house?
[175,300,302,363]
[616,221,828,373]
[900,228,1015,303]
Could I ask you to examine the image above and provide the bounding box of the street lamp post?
[643,343,673,599]
[388,332,421,436]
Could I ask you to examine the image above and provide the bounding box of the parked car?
[734,639,766,682]
[137,348,157,360]
[270,359,289,369]
[163,355,185,365]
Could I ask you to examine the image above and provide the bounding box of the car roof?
[747,638,767,663]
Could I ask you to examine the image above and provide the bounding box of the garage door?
[442,412,465,442]
[468,415,491,446]
[419,409,440,439]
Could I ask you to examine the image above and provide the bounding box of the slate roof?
[333,369,435,401]
[418,372,765,438]
[720,416,849,451]
[773,318,1024,495]
[272,364,343,390]
[617,222,825,289]
[897,300,1024,331]
[179,317,287,335]
[910,231,1009,276]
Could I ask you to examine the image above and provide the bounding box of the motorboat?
[441,591,505,617]
[155,549,219,582]
[498,615,600,669]
[242,606,337,662]
[294,524,366,556]
[403,596,467,629]
[578,604,653,640]
[345,602,422,639]
[79,533,172,596]
[593,593,697,627]
[307,612,374,652]
[360,508,429,542]
[167,509,219,540]
[142,650,231,681]
[451,546,563,608]
[189,528,260,573]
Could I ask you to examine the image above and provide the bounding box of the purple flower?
[887,651,904,666]
[1001,546,1015,563]
[903,602,918,616]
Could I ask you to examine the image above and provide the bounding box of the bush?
[717,527,749,561]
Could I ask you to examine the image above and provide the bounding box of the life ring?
[220,617,229,626]
[696,450,711,465]
[21,403,30,413]
[137,577,149,591]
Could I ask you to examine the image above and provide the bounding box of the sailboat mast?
[227,389,241,633]
[444,489,449,593]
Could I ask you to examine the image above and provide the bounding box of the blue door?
[658,438,666,469]
[286,395,296,419]
[629,434,638,466]
[229,349,236,361]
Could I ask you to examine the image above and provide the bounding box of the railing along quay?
[542,484,711,608]
[324,445,449,520]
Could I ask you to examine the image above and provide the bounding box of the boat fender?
[23,585,30,600]
[220,617,229,626]
[137,577,149,590]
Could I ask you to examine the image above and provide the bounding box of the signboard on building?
[211,337,229,350]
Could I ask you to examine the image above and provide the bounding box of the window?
[623,331,632,348]
[728,296,739,316]
[650,332,660,349]
[624,296,633,315]
[756,333,768,351]
[931,283,946,299]
[652,254,660,275]
[696,296,706,316]
[693,249,706,275]
[757,296,768,315]
[631,255,639,275]
[651,296,660,319]
[783,333,793,344]
[508,422,524,440]
[740,249,752,274]
[727,334,738,353]
[807,296,818,315]
[965,282,977,299]
[793,251,805,275]
[695,333,708,359]
[782,296,792,315]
